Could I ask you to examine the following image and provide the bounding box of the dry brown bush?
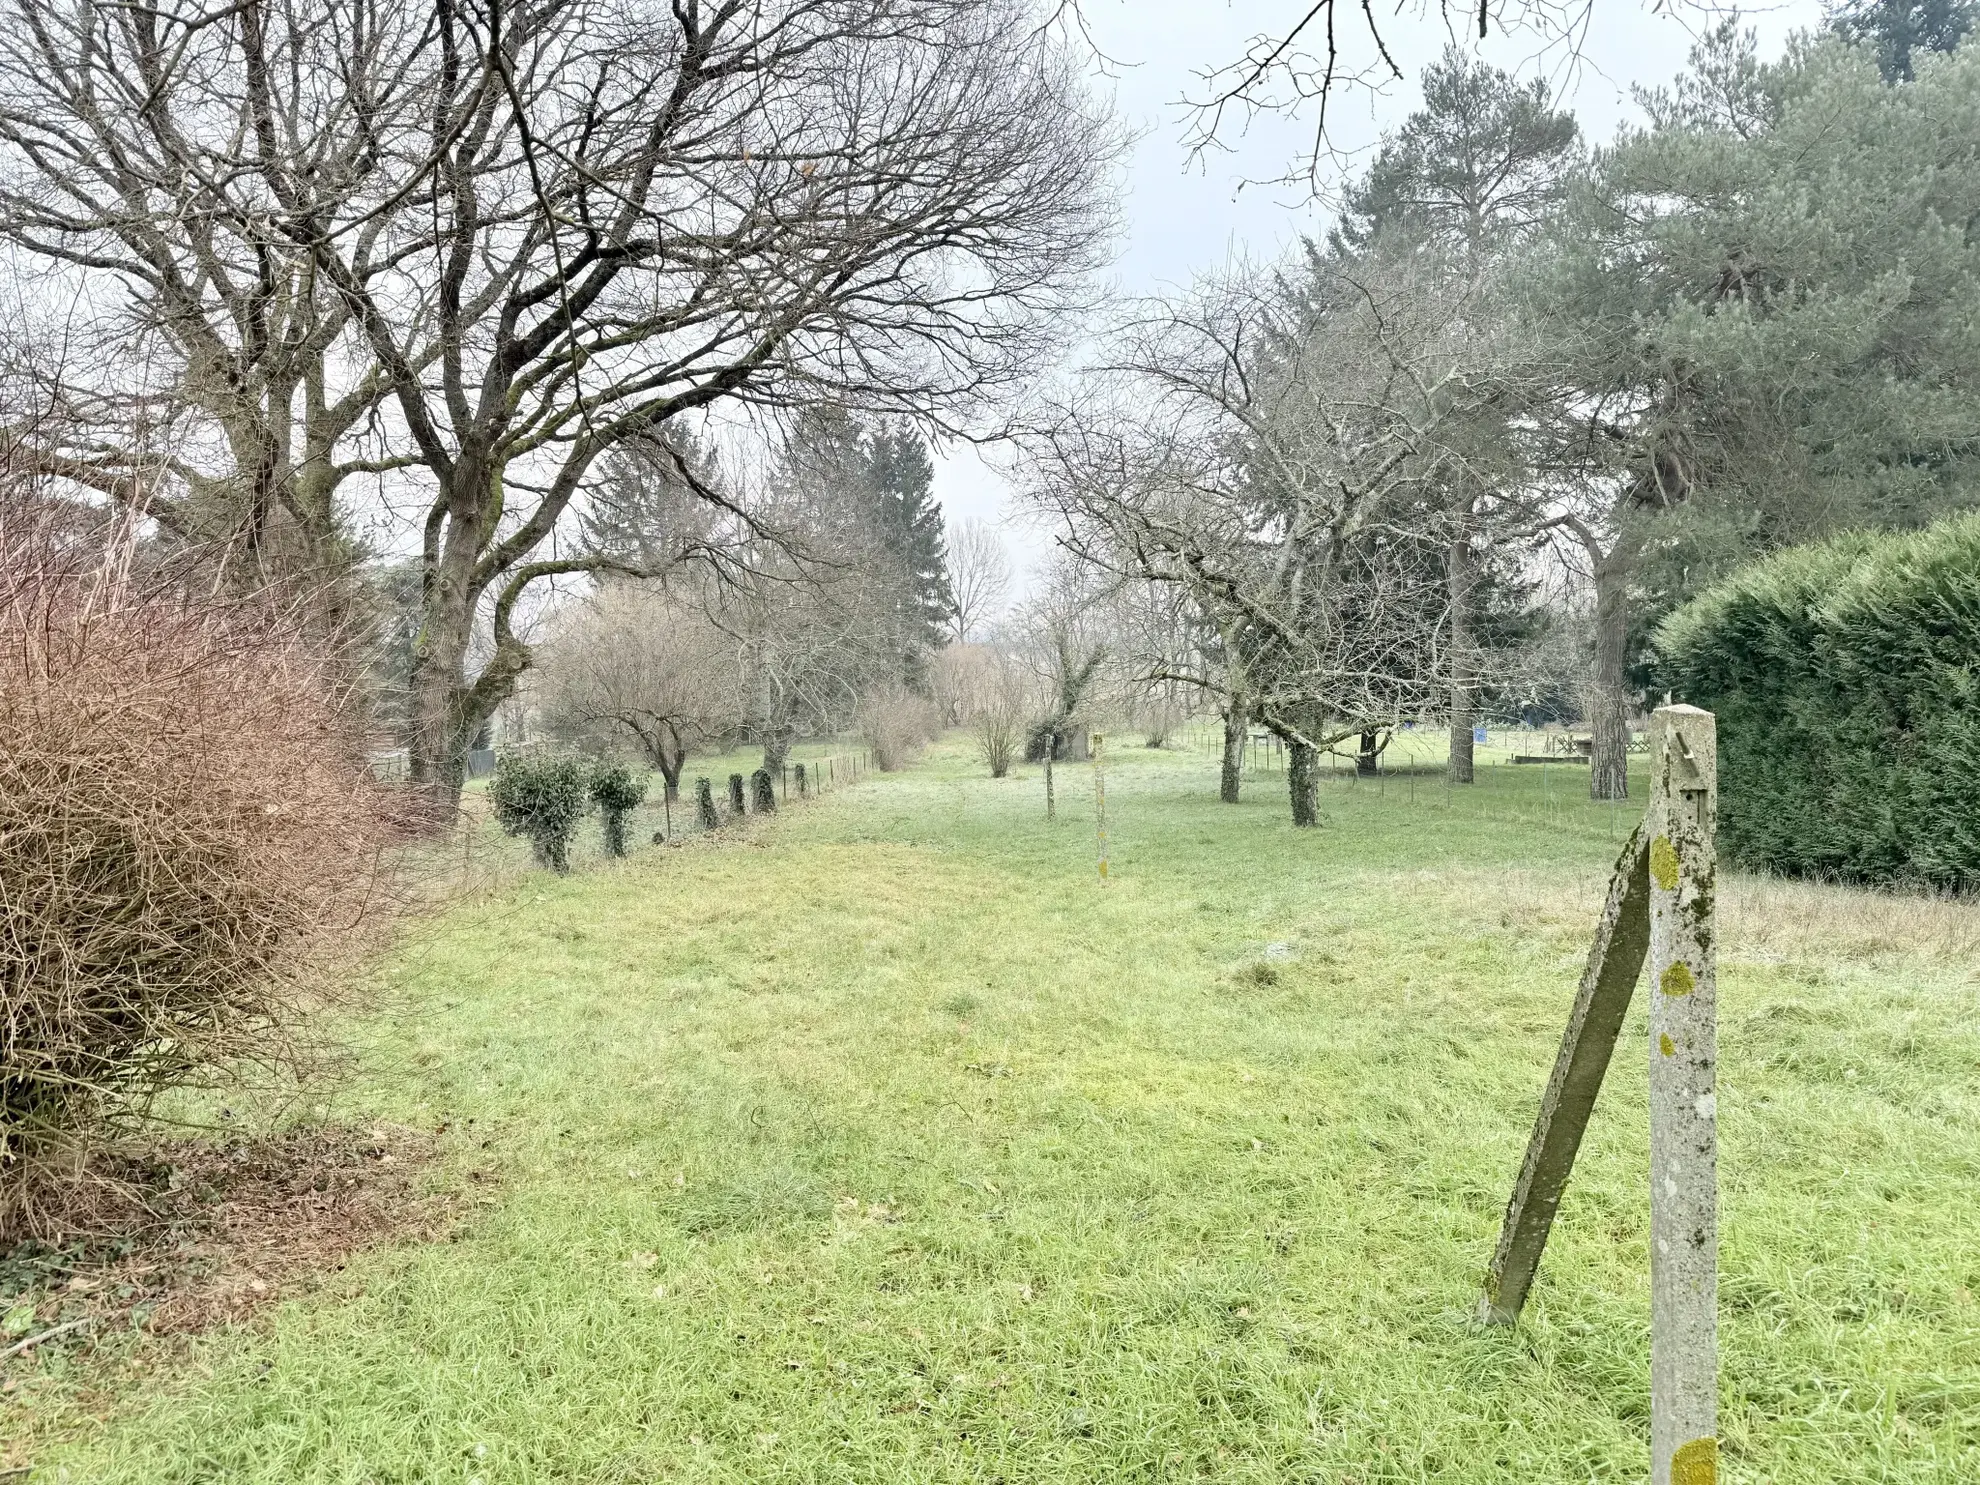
[0,502,395,1238]
[859,682,943,772]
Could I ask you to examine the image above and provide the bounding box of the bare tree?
[534,580,740,800]
[970,652,1032,778]
[1026,248,1516,824]
[0,0,1120,814]
[1056,1,1711,190]
[946,517,1013,640]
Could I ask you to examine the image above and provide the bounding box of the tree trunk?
[405,466,506,822]
[1356,729,1380,777]
[1447,516,1475,784]
[1589,552,1631,802]
[657,753,683,803]
[1288,740,1318,826]
[761,726,793,773]
[1219,704,1245,804]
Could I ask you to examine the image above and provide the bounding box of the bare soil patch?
[1,1123,450,1364]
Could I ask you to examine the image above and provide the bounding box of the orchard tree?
[1338,49,1579,784]
[1027,248,1512,826]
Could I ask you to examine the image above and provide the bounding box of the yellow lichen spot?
[1660,1033,1676,1057]
[1661,962,1696,997]
[1651,834,1681,891]
[1671,1436,1717,1485]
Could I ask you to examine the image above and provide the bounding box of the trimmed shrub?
[727,772,746,816]
[489,752,590,872]
[1656,515,1980,890]
[0,505,392,1235]
[589,764,648,857]
[695,777,719,831]
[751,768,777,813]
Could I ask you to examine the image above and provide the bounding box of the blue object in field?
[1473,725,1488,745]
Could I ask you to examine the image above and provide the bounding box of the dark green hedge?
[1655,515,1980,890]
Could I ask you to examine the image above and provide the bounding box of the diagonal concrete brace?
[1480,821,1652,1324]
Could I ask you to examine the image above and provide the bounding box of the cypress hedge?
[1655,514,1980,890]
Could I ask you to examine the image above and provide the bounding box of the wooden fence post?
[1648,705,1718,1485]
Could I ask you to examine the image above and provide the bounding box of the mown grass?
[12,734,1979,1481]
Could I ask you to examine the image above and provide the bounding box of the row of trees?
[528,409,1013,783]
[1022,17,1980,822]
[0,0,1114,815]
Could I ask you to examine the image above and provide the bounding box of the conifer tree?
[1829,0,1977,81]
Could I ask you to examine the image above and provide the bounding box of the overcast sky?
[939,0,1828,606]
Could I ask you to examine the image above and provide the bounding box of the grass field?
[13,734,1980,1482]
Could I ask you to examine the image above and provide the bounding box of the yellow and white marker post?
[1648,705,1718,1485]
[1092,731,1109,881]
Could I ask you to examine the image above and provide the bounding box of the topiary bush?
[1656,514,1980,890]
[488,752,591,873]
[589,764,648,857]
[0,503,394,1235]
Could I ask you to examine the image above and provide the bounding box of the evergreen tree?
[1531,24,1980,745]
[864,422,954,681]
[1829,0,1977,81]
[1337,48,1580,262]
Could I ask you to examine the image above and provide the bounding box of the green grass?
[15,736,1980,1481]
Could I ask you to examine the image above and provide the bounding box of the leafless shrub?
[973,698,1026,780]
[0,503,394,1238]
[859,683,943,772]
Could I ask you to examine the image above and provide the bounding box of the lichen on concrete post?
[695,777,719,832]
[728,772,746,818]
[1648,704,1718,1485]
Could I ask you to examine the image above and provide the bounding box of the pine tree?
[1829,0,1977,82]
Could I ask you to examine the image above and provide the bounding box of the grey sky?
[939,1,1827,606]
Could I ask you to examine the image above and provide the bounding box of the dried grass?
[0,501,397,1238]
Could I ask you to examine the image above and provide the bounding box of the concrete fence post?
[1092,731,1108,880]
[728,772,746,817]
[695,778,719,832]
[1648,705,1718,1485]
[1479,704,1719,1485]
